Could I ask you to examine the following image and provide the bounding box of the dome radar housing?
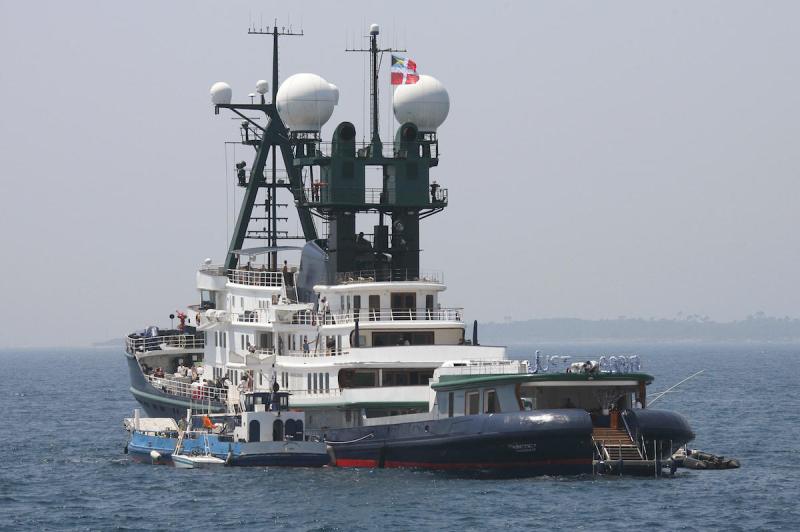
[276,73,339,132]
[255,80,270,95]
[393,75,450,132]
[210,82,233,105]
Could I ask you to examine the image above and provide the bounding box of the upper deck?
[125,330,204,355]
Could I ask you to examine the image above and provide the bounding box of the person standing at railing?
[303,337,310,354]
[430,180,440,203]
[319,296,330,323]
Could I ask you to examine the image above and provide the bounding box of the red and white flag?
[391,55,419,85]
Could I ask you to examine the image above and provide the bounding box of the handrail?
[316,140,440,159]
[230,307,463,326]
[145,375,227,403]
[227,268,288,287]
[302,186,447,206]
[335,269,443,284]
[126,333,204,354]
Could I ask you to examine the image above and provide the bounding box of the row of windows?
[213,331,228,348]
[446,389,500,417]
[307,372,331,393]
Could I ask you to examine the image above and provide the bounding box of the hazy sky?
[2,1,799,347]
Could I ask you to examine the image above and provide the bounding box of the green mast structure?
[216,23,447,289]
[303,23,447,282]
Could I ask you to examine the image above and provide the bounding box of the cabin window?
[200,289,215,309]
[466,391,480,415]
[248,420,260,442]
[425,294,434,318]
[307,373,312,392]
[484,389,500,414]
[353,295,361,319]
[273,419,284,441]
[448,392,454,418]
[313,373,318,393]
[325,373,330,392]
[214,332,219,347]
[390,293,416,319]
[339,369,378,388]
[368,295,380,320]
[372,331,434,347]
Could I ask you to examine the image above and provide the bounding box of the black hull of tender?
[124,351,225,419]
[327,410,596,475]
[623,409,695,458]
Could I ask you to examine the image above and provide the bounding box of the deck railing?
[335,269,443,284]
[145,375,228,403]
[227,268,288,287]
[126,333,204,354]
[302,186,447,206]
[231,307,462,326]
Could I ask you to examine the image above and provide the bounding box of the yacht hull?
[326,410,598,475]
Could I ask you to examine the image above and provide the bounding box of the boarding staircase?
[592,426,643,461]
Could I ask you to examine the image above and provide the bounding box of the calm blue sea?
[1,342,798,531]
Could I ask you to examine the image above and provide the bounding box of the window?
[466,391,480,415]
[368,295,380,321]
[448,392,454,418]
[353,295,361,319]
[485,389,500,414]
[307,373,312,392]
[426,294,434,319]
[325,373,330,392]
[313,373,318,393]
[372,331,434,347]
[214,331,219,347]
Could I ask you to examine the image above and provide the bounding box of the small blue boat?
[125,391,331,467]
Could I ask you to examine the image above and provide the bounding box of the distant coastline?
[478,315,800,344]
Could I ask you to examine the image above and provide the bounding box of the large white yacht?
[125,22,505,427]
[124,24,696,475]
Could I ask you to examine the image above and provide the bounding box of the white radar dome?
[276,73,339,132]
[393,75,450,132]
[210,82,232,105]
[255,80,269,95]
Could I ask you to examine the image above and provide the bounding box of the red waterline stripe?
[335,458,378,468]
[383,458,592,470]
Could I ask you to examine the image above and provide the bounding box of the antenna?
[346,23,406,153]
[247,20,304,269]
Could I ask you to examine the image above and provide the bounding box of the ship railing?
[126,333,204,354]
[361,307,463,322]
[301,186,447,206]
[227,268,288,287]
[441,360,527,377]
[145,375,227,403]
[287,387,343,398]
[279,349,350,358]
[316,141,439,160]
[230,307,463,327]
[335,269,444,284]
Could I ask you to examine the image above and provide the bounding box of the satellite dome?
[210,82,232,105]
[276,73,339,132]
[393,75,450,132]
[255,79,269,95]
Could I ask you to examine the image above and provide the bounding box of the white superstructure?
[194,258,506,434]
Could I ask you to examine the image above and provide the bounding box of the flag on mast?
[391,55,419,85]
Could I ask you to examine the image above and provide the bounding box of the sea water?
[1,343,798,531]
